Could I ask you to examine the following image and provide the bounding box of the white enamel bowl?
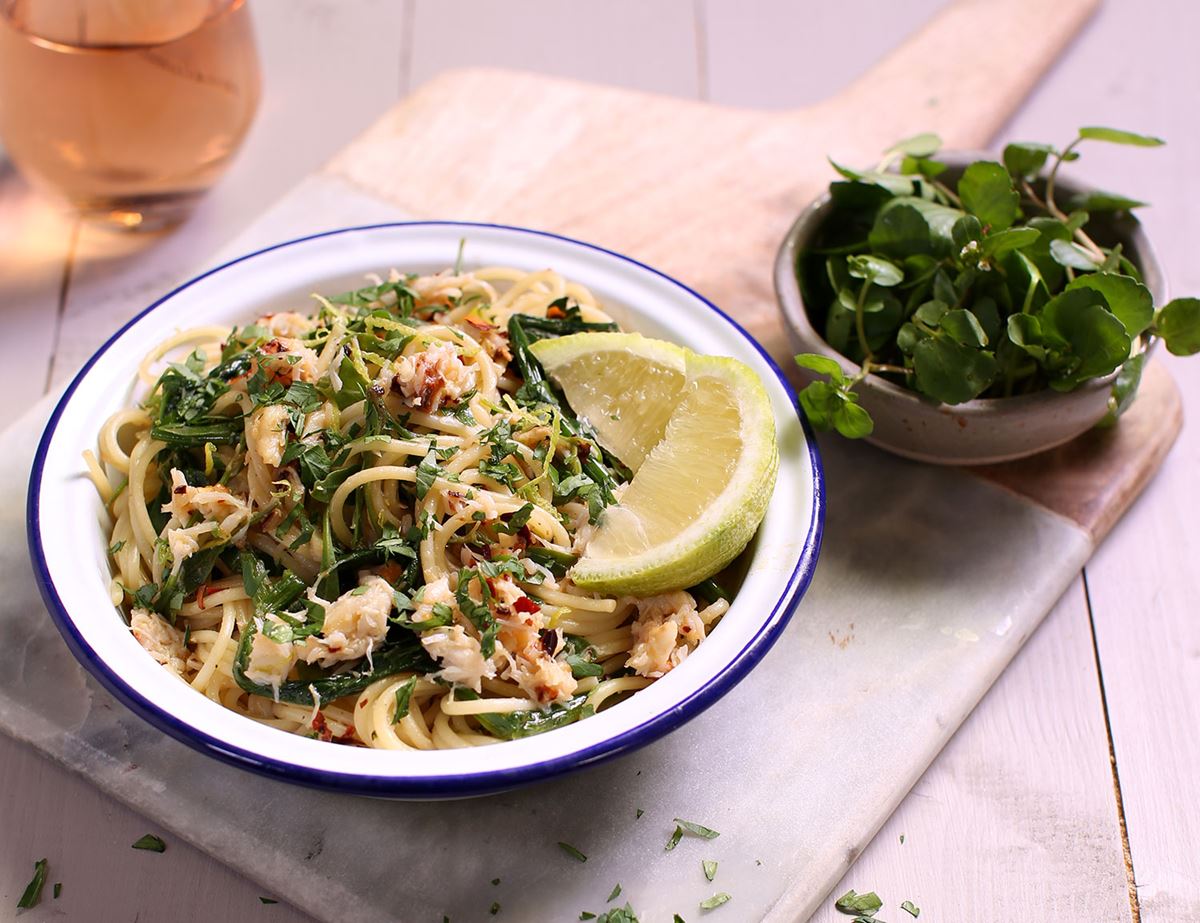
[29,222,823,798]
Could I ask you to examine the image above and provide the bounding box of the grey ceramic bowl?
[774,152,1166,466]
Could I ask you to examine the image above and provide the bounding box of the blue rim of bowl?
[27,221,824,799]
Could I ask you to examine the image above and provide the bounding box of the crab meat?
[412,576,455,624]
[421,625,495,692]
[490,576,577,704]
[245,616,298,690]
[626,590,706,678]
[258,336,319,385]
[390,342,473,413]
[162,470,252,543]
[301,576,393,667]
[247,403,289,468]
[164,521,217,575]
[130,607,190,676]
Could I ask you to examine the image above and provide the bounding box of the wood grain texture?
[977,360,1182,544]
[809,578,1132,923]
[1000,0,1200,910]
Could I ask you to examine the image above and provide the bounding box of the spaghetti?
[87,264,730,749]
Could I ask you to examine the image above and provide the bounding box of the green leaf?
[886,132,942,158]
[912,337,998,404]
[1098,352,1146,428]
[607,884,622,902]
[832,399,874,439]
[901,899,921,918]
[913,300,949,327]
[885,197,963,256]
[847,254,903,287]
[828,159,916,196]
[415,449,439,500]
[1156,297,1200,355]
[1067,190,1147,212]
[673,818,720,839]
[1042,288,1132,386]
[958,160,1020,230]
[665,826,684,851]
[940,309,988,347]
[392,677,417,723]
[1002,141,1055,178]
[703,860,718,882]
[699,893,731,911]
[834,889,883,915]
[17,859,48,909]
[1049,238,1102,271]
[1066,272,1154,336]
[795,353,845,383]
[1078,126,1165,147]
[132,834,166,853]
[868,203,931,259]
[558,842,588,862]
[980,227,1040,260]
[1007,314,1047,362]
[798,381,841,431]
[951,214,983,250]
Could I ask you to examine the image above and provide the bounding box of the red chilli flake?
[310,711,333,742]
[514,595,540,614]
[547,305,566,319]
[196,584,209,610]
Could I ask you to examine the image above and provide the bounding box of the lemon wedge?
[530,333,779,596]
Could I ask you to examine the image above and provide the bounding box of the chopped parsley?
[902,899,920,918]
[580,914,596,921]
[108,540,126,555]
[665,826,684,851]
[489,901,500,915]
[703,859,718,881]
[392,677,417,723]
[835,890,882,916]
[899,833,905,845]
[606,883,622,902]
[673,818,719,840]
[414,449,439,500]
[558,841,587,862]
[596,904,640,923]
[53,882,62,900]
[16,858,48,909]
[131,834,166,853]
[259,897,278,904]
[699,893,731,911]
[491,878,500,886]
[635,808,644,819]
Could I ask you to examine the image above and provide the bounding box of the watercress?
[795,128,1200,438]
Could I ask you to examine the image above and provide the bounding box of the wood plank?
[809,579,1131,923]
[976,360,1182,544]
[999,1,1200,914]
[411,0,700,98]
[0,738,315,922]
[702,0,948,108]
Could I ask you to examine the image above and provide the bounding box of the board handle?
[810,0,1100,160]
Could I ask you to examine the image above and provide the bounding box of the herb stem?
[931,178,962,207]
[854,278,874,362]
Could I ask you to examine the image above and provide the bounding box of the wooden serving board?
[320,0,1180,543]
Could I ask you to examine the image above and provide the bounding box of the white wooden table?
[1,2,1196,920]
